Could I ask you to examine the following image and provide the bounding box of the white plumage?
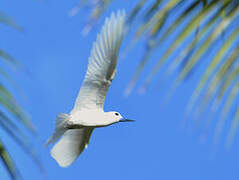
[72,10,125,112]
[46,10,133,168]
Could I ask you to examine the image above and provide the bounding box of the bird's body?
[69,110,123,127]
[46,10,132,167]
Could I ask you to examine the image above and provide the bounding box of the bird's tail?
[45,113,70,147]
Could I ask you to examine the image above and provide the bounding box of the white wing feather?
[50,128,93,167]
[71,10,126,112]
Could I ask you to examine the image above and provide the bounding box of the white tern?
[46,10,134,167]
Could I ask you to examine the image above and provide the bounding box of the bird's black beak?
[119,118,135,122]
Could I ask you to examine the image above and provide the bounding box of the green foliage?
[0,11,44,180]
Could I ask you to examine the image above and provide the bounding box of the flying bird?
[46,10,134,167]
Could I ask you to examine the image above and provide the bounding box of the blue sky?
[1,0,239,180]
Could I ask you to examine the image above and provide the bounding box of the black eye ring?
[115,113,119,116]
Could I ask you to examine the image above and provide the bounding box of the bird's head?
[105,111,135,125]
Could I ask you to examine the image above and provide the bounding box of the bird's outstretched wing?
[50,128,94,167]
[71,10,126,112]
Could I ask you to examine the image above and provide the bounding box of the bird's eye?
[115,113,119,116]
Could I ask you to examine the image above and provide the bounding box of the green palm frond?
[0,81,35,133]
[79,0,239,146]
[0,50,23,69]
[70,0,113,35]
[0,11,23,32]
[0,140,22,180]
[0,11,44,180]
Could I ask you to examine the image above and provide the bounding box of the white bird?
[46,10,134,167]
